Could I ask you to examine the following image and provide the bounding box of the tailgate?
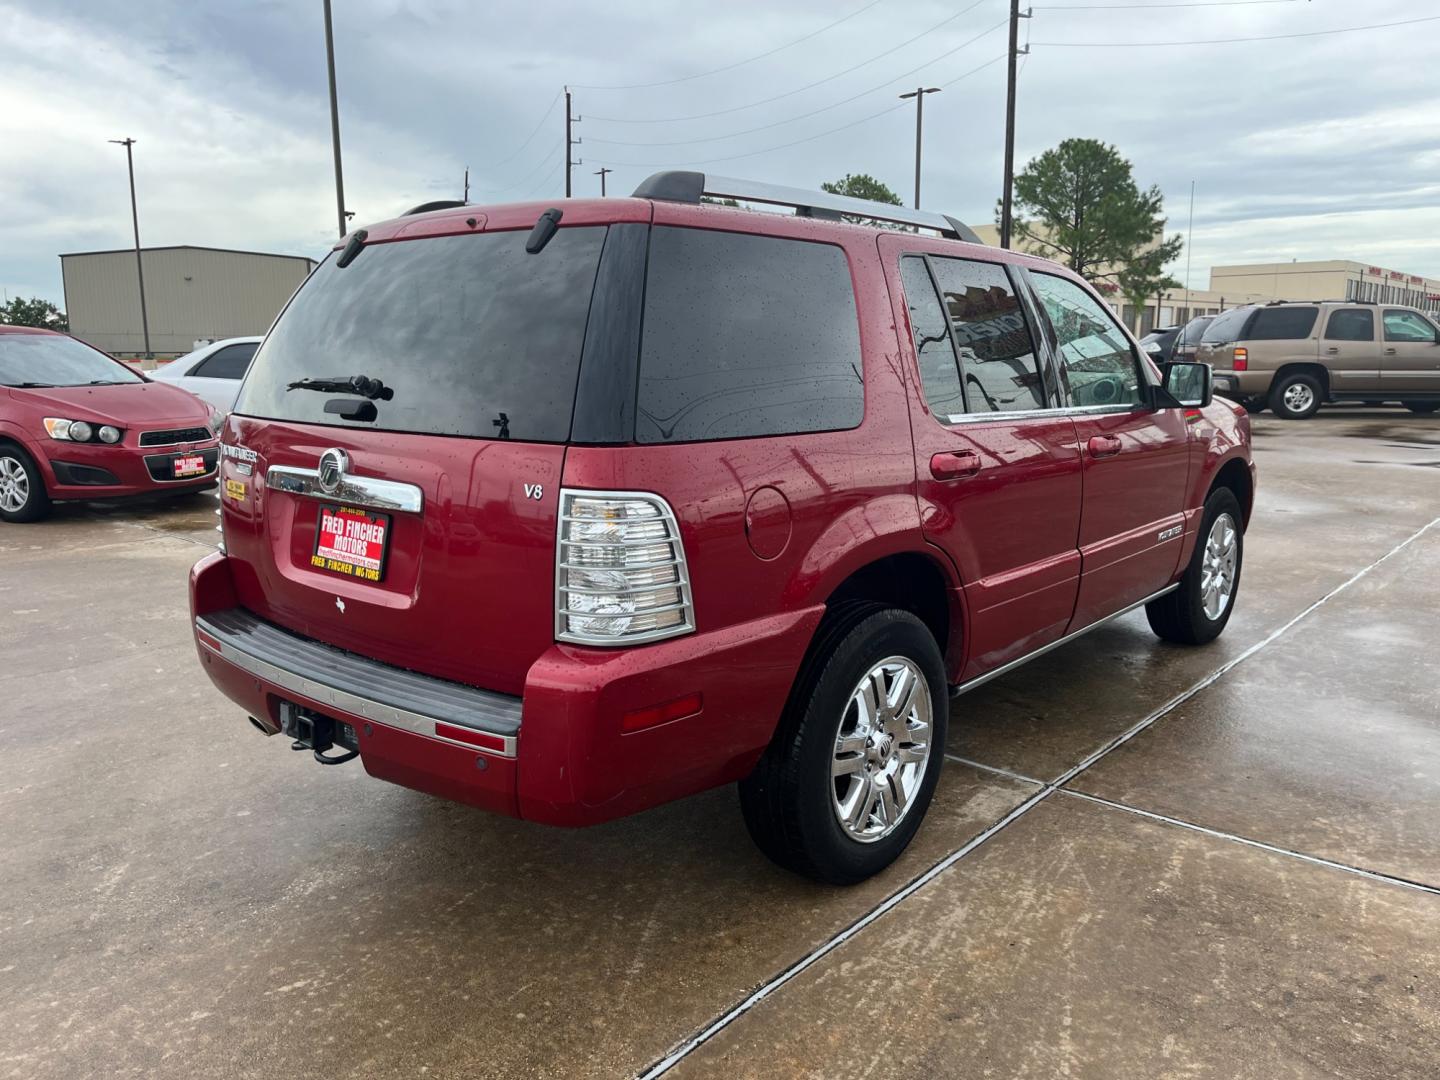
[221,420,561,697]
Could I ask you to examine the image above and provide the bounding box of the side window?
[192,342,258,379]
[899,256,964,418]
[1383,310,1437,343]
[1030,272,1143,408]
[1248,307,1318,340]
[928,257,1045,413]
[1324,309,1373,341]
[636,228,863,443]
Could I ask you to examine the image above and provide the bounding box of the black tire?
[1146,487,1243,646]
[1404,402,1440,415]
[0,443,51,524]
[739,606,948,885]
[1268,372,1324,419]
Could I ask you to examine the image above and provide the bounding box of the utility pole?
[1184,179,1196,317]
[322,0,347,238]
[463,167,470,203]
[898,87,940,210]
[1000,1,1032,249]
[107,138,151,360]
[594,167,612,196]
[564,87,582,198]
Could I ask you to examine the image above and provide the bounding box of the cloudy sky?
[2,0,1437,306]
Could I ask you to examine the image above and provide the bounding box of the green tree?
[821,173,903,206]
[0,296,68,331]
[1006,139,1182,312]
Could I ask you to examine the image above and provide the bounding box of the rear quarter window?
[1247,307,1318,340]
[636,227,863,443]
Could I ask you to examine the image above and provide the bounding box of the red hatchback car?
[0,326,222,522]
[191,173,1254,883]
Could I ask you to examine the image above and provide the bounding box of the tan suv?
[1197,301,1440,418]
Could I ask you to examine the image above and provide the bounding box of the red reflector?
[196,629,222,653]
[622,692,703,733]
[434,722,509,753]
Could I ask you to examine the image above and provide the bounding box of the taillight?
[555,490,695,645]
[1232,346,1248,371]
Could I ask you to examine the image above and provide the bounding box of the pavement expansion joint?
[1059,788,1440,897]
[636,512,1440,1080]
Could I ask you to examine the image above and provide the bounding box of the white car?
[150,336,262,413]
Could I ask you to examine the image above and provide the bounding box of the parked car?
[1171,315,1216,363]
[150,336,262,413]
[0,327,222,523]
[1197,301,1440,419]
[190,175,1254,884]
[1139,324,1182,363]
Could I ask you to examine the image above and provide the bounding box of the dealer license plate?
[173,454,208,478]
[311,505,390,583]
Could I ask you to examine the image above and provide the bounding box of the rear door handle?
[1384,348,1397,355]
[930,450,981,480]
[1087,435,1123,459]
[1326,346,1340,355]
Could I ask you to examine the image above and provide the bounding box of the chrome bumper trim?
[196,608,519,757]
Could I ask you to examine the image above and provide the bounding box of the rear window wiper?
[286,374,394,401]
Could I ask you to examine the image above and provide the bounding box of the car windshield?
[0,333,144,387]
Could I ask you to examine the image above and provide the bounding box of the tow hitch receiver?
[279,701,360,765]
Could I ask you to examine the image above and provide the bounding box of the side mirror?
[1161,361,1213,409]
[1144,343,1165,361]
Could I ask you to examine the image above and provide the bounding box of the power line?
[483,89,563,175]
[484,144,563,197]
[590,54,1005,169]
[1034,13,1440,45]
[587,0,996,124]
[573,0,888,90]
[586,19,1007,148]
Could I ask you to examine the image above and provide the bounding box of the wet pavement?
[1,408,1437,1079]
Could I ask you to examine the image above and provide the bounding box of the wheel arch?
[1272,362,1331,397]
[1210,455,1254,529]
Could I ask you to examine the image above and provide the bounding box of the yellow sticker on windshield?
[224,478,247,503]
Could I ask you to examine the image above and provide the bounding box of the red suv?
[190,174,1254,883]
[0,326,221,522]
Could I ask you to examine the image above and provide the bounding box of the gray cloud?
[2,0,1436,304]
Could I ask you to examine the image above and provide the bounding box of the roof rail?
[403,199,467,217]
[632,171,983,244]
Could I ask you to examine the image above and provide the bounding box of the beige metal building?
[1210,261,1440,312]
[60,245,316,357]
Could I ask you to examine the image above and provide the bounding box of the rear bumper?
[189,551,823,826]
[1211,370,1272,400]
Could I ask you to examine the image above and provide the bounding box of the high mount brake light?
[555,490,695,646]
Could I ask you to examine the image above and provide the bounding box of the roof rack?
[632,171,983,245]
[403,199,467,216]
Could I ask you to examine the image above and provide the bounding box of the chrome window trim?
[266,464,424,514]
[555,487,696,647]
[944,403,1142,425]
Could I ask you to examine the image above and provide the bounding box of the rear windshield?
[1200,307,1255,344]
[1248,306,1318,340]
[0,333,143,387]
[235,227,607,441]
[1178,316,1213,345]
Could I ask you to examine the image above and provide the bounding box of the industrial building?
[59,245,317,358]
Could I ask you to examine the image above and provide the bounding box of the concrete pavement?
[1,408,1436,1079]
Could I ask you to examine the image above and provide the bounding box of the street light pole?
[898,87,940,210]
[322,0,348,238]
[108,138,151,360]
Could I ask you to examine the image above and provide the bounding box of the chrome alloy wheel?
[1200,512,1239,621]
[1283,382,1315,413]
[0,456,29,513]
[831,656,934,843]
